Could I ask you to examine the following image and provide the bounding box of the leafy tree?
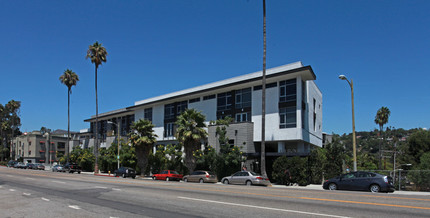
[0,100,21,161]
[374,106,391,169]
[272,156,308,186]
[308,147,327,184]
[129,119,157,176]
[59,69,79,163]
[86,41,108,173]
[68,146,95,172]
[409,152,430,191]
[149,144,186,175]
[404,130,430,166]
[175,109,207,173]
[40,127,51,135]
[323,136,346,179]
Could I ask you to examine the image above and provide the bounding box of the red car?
[152,170,183,181]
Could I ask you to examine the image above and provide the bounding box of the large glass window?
[217,92,232,111]
[279,79,296,103]
[164,103,175,119]
[144,108,152,122]
[235,112,250,122]
[177,101,188,115]
[280,106,296,128]
[235,88,252,109]
[164,122,175,137]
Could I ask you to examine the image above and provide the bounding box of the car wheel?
[122,174,126,178]
[152,176,156,180]
[328,183,337,190]
[166,177,170,181]
[114,173,117,177]
[223,179,229,184]
[246,180,252,186]
[199,179,204,183]
[132,176,136,179]
[78,171,81,174]
[370,184,380,193]
[184,178,188,183]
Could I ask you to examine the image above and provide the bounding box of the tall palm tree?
[59,69,79,163]
[86,41,107,173]
[261,0,268,177]
[374,106,391,169]
[129,119,157,176]
[175,109,207,173]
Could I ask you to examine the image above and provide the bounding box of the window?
[177,101,188,115]
[280,106,296,128]
[144,108,152,122]
[189,97,200,103]
[203,94,216,100]
[235,88,251,109]
[279,79,296,103]
[313,98,317,131]
[164,122,175,137]
[164,103,175,119]
[58,142,65,149]
[217,92,232,111]
[235,112,250,122]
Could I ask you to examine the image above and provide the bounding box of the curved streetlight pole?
[107,121,120,169]
[339,74,357,172]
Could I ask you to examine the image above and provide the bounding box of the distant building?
[10,130,79,164]
[84,62,323,173]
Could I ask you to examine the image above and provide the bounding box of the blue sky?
[1,0,429,134]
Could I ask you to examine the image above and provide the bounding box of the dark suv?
[113,167,136,179]
[64,163,82,174]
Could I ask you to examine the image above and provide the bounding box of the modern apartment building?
[84,61,323,172]
[10,130,79,164]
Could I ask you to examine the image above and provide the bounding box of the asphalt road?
[1,167,430,218]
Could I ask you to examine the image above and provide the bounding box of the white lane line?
[0,185,3,188]
[95,186,108,189]
[6,175,13,177]
[68,205,81,210]
[26,177,36,180]
[178,197,351,218]
[23,192,31,196]
[41,198,50,201]
[112,188,121,191]
[9,189,16,192]
[51,180,66,184]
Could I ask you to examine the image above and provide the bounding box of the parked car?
[183,170,218,183]
[7,160,17,168]
[323,171,395,193]
[35,163,45,170]
[152,170,183,181]
[113,167,136,179]
[221,171,271,186]
[64,163,82,174]
[26,163,35,169]
[52,165,65,172]
[14,162,27,169]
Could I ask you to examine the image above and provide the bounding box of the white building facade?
[85,62,322,172]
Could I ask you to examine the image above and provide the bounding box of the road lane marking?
[112,188,121,191]
[6,175,13,177]
[41,198,50,201]
[0,185,2,188]
[9,189,16,192]
[178,196,350,218]
[26,177,36,180]
[51,180,66,184]
[95,186,108,189]
[68,205,81,210]
[23,192,31,196]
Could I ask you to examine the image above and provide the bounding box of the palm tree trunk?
[260,0,268,177]
[136,145,150,176]
[94,65,99,173]
[67,88,70,163]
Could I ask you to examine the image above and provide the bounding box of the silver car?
[52,165,65,172]
[183,170,218,183]
[221,171,271,186]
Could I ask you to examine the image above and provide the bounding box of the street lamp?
[339,74,357,172]
[107,121,120,169]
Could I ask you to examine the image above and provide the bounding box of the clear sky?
[1,0,429,134]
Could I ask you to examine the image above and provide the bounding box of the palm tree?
[129,119,157,176]
[175,109,207,173]
[59,69,79,163]
[86,41,108,173]
[374,106,391,169]
[261,0,268,177]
